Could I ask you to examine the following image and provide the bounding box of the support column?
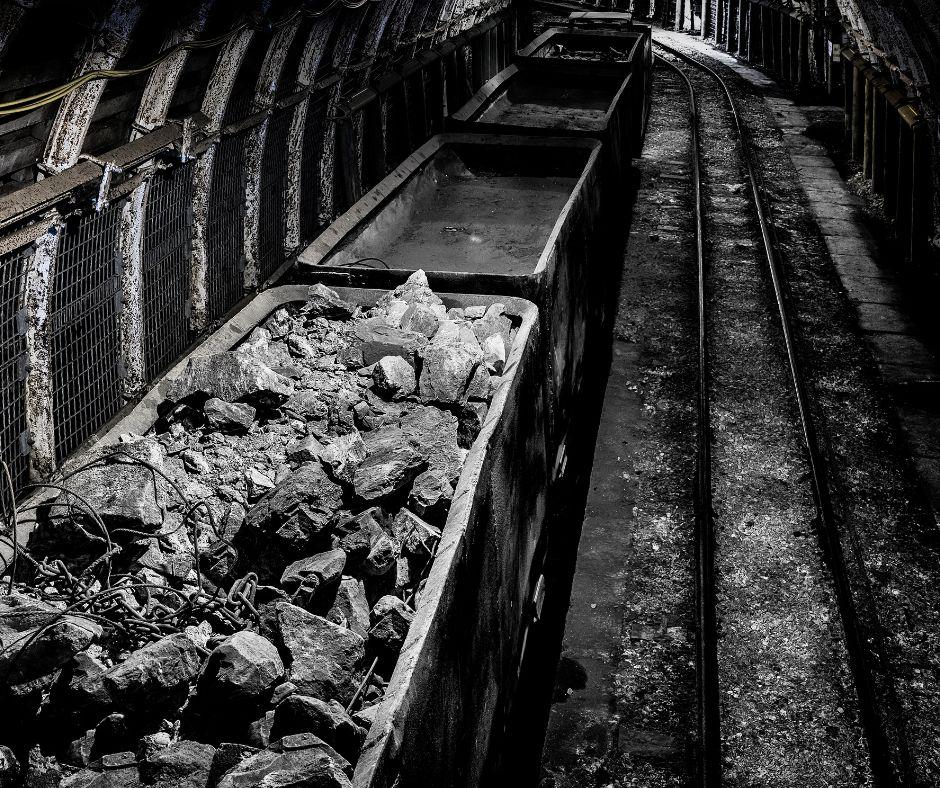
[40,0,144,175]
[284,18,335,254]
[119,182,148,395]
[24,220,61,480]
[243,18,303,290]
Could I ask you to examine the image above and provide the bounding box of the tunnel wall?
[653,0,939,272]
[0,0,517,496]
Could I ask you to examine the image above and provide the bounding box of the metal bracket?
[77,154,124,213]
[172,116,197,163]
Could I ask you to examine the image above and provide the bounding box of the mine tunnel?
[0,0,940,785]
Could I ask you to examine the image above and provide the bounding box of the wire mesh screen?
[300,90,330,245]
[258,108,293,283]
[0,246,28,500]
[207,131,248,322]
[51,205,124,464]
[142,163,194,381]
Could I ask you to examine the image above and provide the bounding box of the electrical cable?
[0,0,383,118]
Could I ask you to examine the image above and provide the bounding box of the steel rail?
[653,39,907,786]
[651,51,721,788]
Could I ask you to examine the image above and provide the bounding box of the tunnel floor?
[527,29,940,788]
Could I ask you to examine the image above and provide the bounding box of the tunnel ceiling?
[0,0,938,197]
[0,0,499,194]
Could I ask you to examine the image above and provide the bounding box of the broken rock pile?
[0,272,515,788]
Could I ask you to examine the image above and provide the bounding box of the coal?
[418,343,482,405]
[198,631,284,707]
[204,399,256,432]
[372,356,417,400]
[0,595,103,687]
[354,428,427,501]
[239,463,343,580]
[355,322,428,367]
[399,303,442,338]
[327,579,370,639]
[103,633,203,718]
[333,510,384,566]
[319,432,367,485]
[138,740,216,788]
[270,696,366,761]
[215,733,351,788]
[369,596,415,657]
[263,602,365,706]
[305,284,357,320]
[166,352,294,406]
[400,406,462,483]
[280,550,346,594]
[5,275,513,782]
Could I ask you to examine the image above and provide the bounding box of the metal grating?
[142,163,194,381]
[300,91,330,245]
[206,130,248,322]
[258,108,293,283]
[0,246,28,501]
[51,205,124,464]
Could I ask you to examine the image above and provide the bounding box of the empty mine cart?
[39,283,549,788]
[516,22,653,155]
[444,25,652,184]
[295,132,608,461]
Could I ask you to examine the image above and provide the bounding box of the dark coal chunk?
[238,463,343,583]
[215,733,350,788]
[138,740,215,788]
[165,352,293,407]
[262,602,365,706]
[103,634,203,719]
[353,428,427,502]
[271,696,366,762]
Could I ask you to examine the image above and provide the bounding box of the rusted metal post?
[118,0,213,396]
[895,111,914,255]
[850,54,865,162]
[284,18,335,255]
[862,66,876,178]
[747,2,759,63]
[40,0,144,175]
[243,17,303,291]
[882,88,905,219]
[118,181,148,395]
[870,76,889,194]
[190,24,257,333]
[909,110,928,264]
[842,48,853,139]
[23,220,61,480]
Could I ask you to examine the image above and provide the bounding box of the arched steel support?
[243,13,304,290]
[284,16,336,253]
[0,0,36,64]
[23,218,61,480]
[119,0,215,395]
[190,2,270,333]
[39,0,145,175]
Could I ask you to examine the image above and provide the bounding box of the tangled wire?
[0,450,263,679]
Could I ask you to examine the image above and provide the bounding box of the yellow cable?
[0,1,379,117]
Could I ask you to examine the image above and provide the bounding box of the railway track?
[653,41,903,786]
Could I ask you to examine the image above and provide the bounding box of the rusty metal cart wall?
[295,132,605,459]
[76,283,551,788]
